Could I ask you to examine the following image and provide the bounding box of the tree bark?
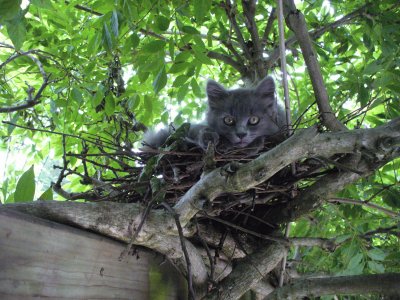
[265,273,400,299]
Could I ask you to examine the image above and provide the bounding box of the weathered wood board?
[0,209,185,299]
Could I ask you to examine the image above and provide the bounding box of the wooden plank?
[0,209,185,299]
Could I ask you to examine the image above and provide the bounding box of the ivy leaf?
[153,66,167,94]
[14,165,35,202]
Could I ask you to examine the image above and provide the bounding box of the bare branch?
[328,197,400,218]
[261,8,276,49]
[283,0,346,132]
[0,47,50,113]
[224,0,252,60]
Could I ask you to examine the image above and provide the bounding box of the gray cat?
[143,76,286,152]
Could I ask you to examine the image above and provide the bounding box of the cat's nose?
[236,132,246,139]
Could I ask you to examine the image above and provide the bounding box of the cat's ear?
[255,76,275,97]
[206,80,228,107]
[255,76,277,121]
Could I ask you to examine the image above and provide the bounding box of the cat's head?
[206,76,280,148]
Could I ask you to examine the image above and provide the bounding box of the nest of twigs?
[54,125,328,236]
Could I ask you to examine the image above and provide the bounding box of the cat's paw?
[198,128,219,149]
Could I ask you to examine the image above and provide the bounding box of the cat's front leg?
[198,127,220,150]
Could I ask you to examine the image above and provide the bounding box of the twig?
[201,212,289,245]
[327,198,399,218]
[261,8,276,49]
[195,219,216,284]
[224,0,252,60]
[162,202,196,300]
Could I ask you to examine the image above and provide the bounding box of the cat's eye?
[248,116,260,125]
[223,116,235,126]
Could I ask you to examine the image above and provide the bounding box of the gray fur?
[142,76,286,151]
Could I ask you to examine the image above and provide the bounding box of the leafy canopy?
[0,0,399,282]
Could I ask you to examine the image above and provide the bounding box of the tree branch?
[224,0,252,60]
[261,8,276,49]
[0,47,50,113]
[265,273,400,299]
[327,197,400,218]
[283,0,346,132]
[207,51,248,77]
[208,242,287,300]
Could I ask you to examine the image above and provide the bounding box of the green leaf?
[155,15,170,31]
[7,113,19,136]
[6,19,26,50]
[191,78,202,97]
[177,83,189,101]
[181,26,200,35]
[92,85,105,108]
[0,0,22,22]
[71,87,83,104]
[38,187,53,201]
[14,165,35,202]
[367,248,386,261]
[367,261,385,273]
[31,0,54,9]
[173,75,189,87]
[142,40,166,53]
[143,95,153,124]
[382,188,400,208]
[104,93,115,116]
[169,62,188,74]
[194,0,211,24]
[102,22,113,52]
[153,66,167,94]
[111,9,119,37]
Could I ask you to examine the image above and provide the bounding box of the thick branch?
[283,0,346,132]
[265,3,370,68]
[265,273,400,299]
[207,242,287,300]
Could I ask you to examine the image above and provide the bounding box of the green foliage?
[13,165,35,202]
[0,0,399,289]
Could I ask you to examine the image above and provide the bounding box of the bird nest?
[54,125,326,235]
